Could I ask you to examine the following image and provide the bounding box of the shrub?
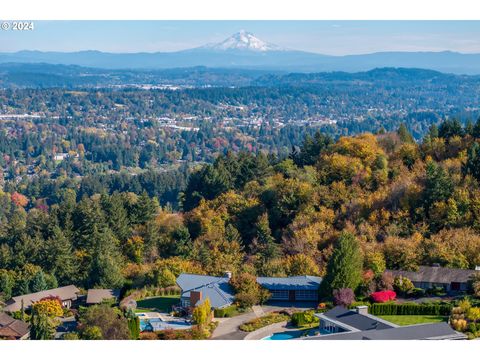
[333,288,355,307]
[62,332,79,340]
[427,286,447,297]
[370,290,396,303]
[139,332,158,340]
[393,276,414,295]
[192,298,212,326]
[411,288,425,298]
[291,310,318,327]
[451,319,468,332]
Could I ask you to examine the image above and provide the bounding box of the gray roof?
[4,285,80,312]
[306,322,466,340]
[388,266,478,284]
[0,312,30,339]
[256,276,322,291]
[176,273,235,309]
[86,289,120,304]
[320,306,395,332]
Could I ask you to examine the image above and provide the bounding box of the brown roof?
[388,266,478,284]
[4,285,80,312]
[0,312,29,339]
[86,289,120,304]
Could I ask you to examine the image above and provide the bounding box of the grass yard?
[136,295,180,313]
[378,315,448,326]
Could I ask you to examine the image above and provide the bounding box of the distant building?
[3,285,81,312]
[0,312,30,340]
[308,306,466,340]
[53,153,68,161]
[256,276,322,302]
[387,265,479,293]
[86,289,120,305]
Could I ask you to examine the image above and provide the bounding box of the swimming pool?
[262,328,323,340]
[138,312,191,332]
[263,333,296,340]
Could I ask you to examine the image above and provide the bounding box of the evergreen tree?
[428,124,439,139]
[293,131,332,166]
[464,142,480,181]
[423,161,454,215]
[101,193,131,242]
[472,117,480,139]
[74,198,124,288]
[31,270,48,293]
[133,191,158,224]
[465,119,474,136]
[438,118,464,139]
[0,271,13,300]
[43,225,76,285]
[251,213,280,264]
[320,232,363,297]
[397,123,414,143]
[30,312,55,340]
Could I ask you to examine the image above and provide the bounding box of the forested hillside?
[2,118,480,301]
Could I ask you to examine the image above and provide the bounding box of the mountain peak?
[202,30,284,52]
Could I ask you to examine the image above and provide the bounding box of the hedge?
[214,305,238,318]
[368,303,452,316]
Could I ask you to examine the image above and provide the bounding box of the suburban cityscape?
[2,20,480,343]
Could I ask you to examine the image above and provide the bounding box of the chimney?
[224,271,232,279]
[356,305,369,315]
[190,291,202,307]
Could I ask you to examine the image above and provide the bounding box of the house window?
[181,299,190,307]
[270,289,288,300]
[295,290,318,300]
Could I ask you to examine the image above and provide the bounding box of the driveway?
[211,303,316,340]
[211,310,257,340]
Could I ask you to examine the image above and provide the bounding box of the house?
[176,273,235,309]
[307,306,466,340]
[0,312,30,340]
[256,275,322,302]
[3,285,81,312]
[86,289,120,305]
[387,265,479,292]
[176,273,323,309]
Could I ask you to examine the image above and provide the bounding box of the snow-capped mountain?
[201,30,284,52]
[2,30,480,73]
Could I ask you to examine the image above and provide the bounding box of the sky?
[2,21,480,55]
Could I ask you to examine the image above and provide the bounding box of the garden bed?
[239,313,290,332]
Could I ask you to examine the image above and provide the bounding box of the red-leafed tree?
[11,192,29,207]
[370,290,396,303]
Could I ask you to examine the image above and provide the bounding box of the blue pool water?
[263,333,296,340]
[263,329,322,340]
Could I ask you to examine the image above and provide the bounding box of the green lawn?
[135,295,180,313]
[378,315,448,326]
